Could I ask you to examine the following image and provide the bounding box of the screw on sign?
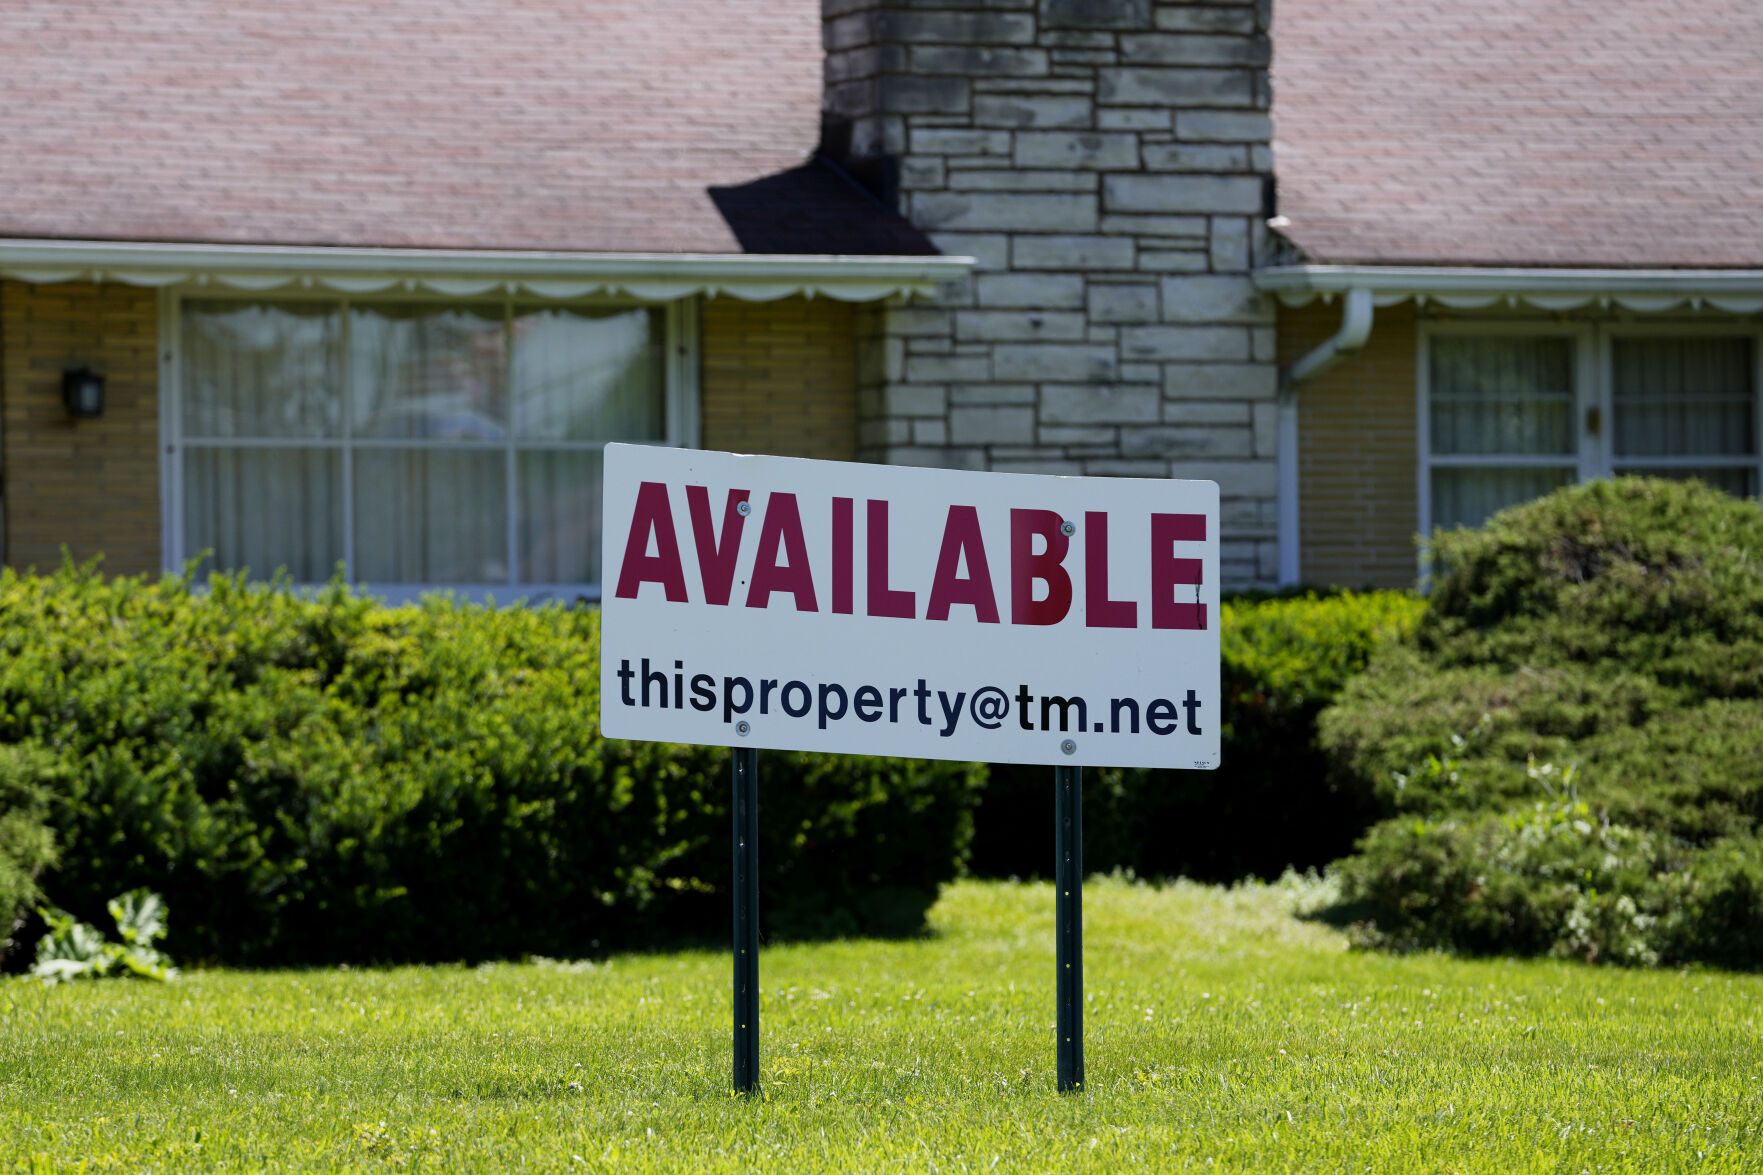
[598,445,1221,1094]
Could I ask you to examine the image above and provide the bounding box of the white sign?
[599,445,1219,769]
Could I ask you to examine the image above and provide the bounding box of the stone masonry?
[825,0,1278,586]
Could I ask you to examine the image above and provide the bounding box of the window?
[1419,323,1762,539]
[1425,334,1580,530]
[165,294,695,599]
[1611,336,1758,496]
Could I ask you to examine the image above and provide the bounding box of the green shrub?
[1420,476,1763,692]
[0,745,57,960]
[1339,802,1763,969]
[969,590,1423,882]
[0,564,982,966]
[1323,478,1763,967]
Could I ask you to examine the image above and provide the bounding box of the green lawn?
[3,877,1760,1172]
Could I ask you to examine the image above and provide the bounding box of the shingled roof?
[1271,0,1763,268]
[0,0,923,255]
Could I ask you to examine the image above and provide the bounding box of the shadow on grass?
[646,886,944,956]
[3,891,947,976]
[1297,898,1380,930]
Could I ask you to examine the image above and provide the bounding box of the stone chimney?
[823,0,1279,588]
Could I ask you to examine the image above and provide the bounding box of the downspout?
[1277,286,1373,586]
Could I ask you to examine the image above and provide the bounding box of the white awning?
[0,239,973,303]
[1254,264,1763,315]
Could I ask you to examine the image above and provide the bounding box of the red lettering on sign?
[1083,510,1137,629]
[1010,508,1072,626]
[831,496,854,615]
[926,505,1000,623]
[617,478,1212,637]
[866,500,916,618]
[745,492,818,612]
[615,481,689,602]
[1151,512,1207,630]
[685,485,748,606]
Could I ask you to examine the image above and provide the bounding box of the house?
[1266,0,1763,587]
[2,0,1758,597]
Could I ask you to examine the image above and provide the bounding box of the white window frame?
[1415,320,1599,543]
[156,286,699,604]
[1417,318,1763,552]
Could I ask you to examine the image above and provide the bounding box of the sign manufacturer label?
[599,445,1220,769]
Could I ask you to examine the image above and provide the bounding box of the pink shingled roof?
[0,0,822,253]
[1272,0,1763,268]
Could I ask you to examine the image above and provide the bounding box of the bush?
[1323,478,1763,967]
[1339,803,1763,969]
[0,745,57,959]
[968,590,1423,882]
[0,564,983,966]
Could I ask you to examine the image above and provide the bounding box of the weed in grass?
[1,877,1759,1172]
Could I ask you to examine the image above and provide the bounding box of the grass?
[3,877,1761,1172]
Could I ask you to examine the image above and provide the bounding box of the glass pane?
[511,307,665,441]
[1614,465,1758,497]
[184,448,343,580]
[353,450,507,583]
[1431,466,1575,531]
[181,301,341,438]
[1429,336,1576,456]
[518,451,603,584]
[351,304,508,441]
[1613,337,1754,458]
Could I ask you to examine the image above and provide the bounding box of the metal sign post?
[1054,762,1084,1092]
[731,746,760,1094]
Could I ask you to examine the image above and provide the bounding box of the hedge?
[0,565,982,967]
[0,745,56,960]
[967,589,1424,882]
[1324,477,1763,968]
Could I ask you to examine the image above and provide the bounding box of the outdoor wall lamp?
[61,367,105,419]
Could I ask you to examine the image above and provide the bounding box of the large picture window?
[1420,324,1762,537]
[167,295,694,599]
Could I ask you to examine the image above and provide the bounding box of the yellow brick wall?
[1,280,162,575]
[700,296,857,461]
[1280,300,1419,589]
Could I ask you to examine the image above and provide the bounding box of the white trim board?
[1256,264,1763,315]
[0,238,973,304]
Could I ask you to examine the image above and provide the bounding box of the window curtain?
[183,449,343,581]
[348,305,509,583]
[1430,467,1575,534]
[518,451,604,584]
[350,304,508,441]
[1428,336,1577,530]
[505,307,663,584]
[511,307,664,441]
[1613,337,1756,496]
[1429,336,1575,456]
[181,300,340,439]
[180,297,667,588]
[181,302,343,578]
[352,451,507,583]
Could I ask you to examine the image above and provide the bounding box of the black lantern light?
[61,367,105,419]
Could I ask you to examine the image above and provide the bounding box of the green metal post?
[732,747,760,1094]
[1055,763,1084,1092]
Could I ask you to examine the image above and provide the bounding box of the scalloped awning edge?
[0,239,974,303]
[1254,264,1763,315]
